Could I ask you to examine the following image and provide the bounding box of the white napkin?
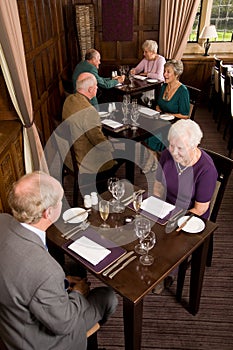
[68,236,111,266]
[133,75,147,80]
[101,119,123,129]
[138,107,159,117]
[141,196,175,219]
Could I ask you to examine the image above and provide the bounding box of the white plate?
[147,79,158,83]
[63,208,88,224]
[160,114,175,121]
[98,111,110,118]
[177,216,205,233]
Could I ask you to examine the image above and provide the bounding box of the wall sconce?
[199,25,218,56]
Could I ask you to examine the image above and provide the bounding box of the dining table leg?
[123,298,143,350]
[189,236,210,315]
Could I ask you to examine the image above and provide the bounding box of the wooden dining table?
[101,110,171,184]
[47,193,218,350]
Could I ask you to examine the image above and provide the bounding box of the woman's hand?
[130,68,136,75]
[118,75,125,83]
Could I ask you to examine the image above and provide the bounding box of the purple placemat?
[62,227,126,274]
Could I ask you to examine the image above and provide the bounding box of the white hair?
[142,40,158,53]
[168,119,203,148]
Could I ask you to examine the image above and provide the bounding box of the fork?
[65,221,90,240]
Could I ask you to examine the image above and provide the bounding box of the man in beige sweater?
[62,72,123,193]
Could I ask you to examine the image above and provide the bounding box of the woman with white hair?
[153,119,218,219]
[130,40,166,81]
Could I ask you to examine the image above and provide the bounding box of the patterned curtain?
[75,5,95,60]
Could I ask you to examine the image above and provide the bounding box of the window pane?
[210,0,233,42]
[188,0,202,42]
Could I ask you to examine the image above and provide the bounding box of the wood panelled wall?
[0,0,161,144]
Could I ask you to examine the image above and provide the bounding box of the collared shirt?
[20,223,47,249]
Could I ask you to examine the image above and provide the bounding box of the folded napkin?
[68,236,111,265]
[133,75,147,80]
[141,196,175,219]
[101,119,123,129]
[138,107,159,117]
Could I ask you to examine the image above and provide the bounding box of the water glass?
[112,180,125,213]
[140,231,156,265]
[134,218,151,254]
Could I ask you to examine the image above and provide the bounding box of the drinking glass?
[99,200,110,228]
[134,218,151,254]
[140,231,156,265]
[133,191,143,216]
[112,180,125,213]
[128,72,134,88]
[131,110,140,129]
[107,177,119,204]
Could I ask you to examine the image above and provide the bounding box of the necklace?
[176,149,196,176]
[164,82,180,101]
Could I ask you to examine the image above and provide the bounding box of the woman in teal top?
[143,60,190,173]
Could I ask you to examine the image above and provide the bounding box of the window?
[210,0,233,41]
[189,0,233,42]
[189,1,202,42]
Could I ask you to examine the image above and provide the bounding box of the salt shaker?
[84,195,92,209]
[91,192,98,206]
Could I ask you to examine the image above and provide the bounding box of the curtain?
[75,5,95,60]
[159,0,200,60]
[0,0,48,174]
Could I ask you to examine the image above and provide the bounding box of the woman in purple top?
[154,119,218,219]
[130,40,166,81]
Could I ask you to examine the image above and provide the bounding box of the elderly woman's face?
[164,65,177,84]
[169,136,194,165]
[143,48,155,60]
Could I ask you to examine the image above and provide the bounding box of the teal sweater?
[72,60,118,106]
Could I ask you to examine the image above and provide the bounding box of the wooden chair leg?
[86,323,100,350]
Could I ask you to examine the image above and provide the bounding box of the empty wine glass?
[140,231,156,266]
[128,72,134,88]
[131,110,140,129]
[112,180,125,213]
[99,200,110,228]
[133,191,143,216]
[134,217,151,254]
[107,177,119,205]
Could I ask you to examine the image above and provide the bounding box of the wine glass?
[133,191,143,216]
[140,231,156,266]
[112,180,125,213]
[134,218,151,254]
[128,72,134,88]
[107,177,119,205]
[131,110,140,129]
[99,200,110,228]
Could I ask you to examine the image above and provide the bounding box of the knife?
[102,251,134,277]
[176,213,195,232]
[108,256,137,279]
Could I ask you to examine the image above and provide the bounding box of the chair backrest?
[220,61,231,105]
[61,67,74,96]
[230,72,233,117]
[202,148,233,222]
[186,85,201,120]
[213,55,222,94]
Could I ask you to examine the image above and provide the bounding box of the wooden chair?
[61,67,74,96]
[176,148,233,303]
[227,72,233,158]
[186,85,201,120]
[212,55,222,122]
[218,62,231,136]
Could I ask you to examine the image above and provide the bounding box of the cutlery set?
[61,220,90,239]
[122,189,145,206]
[102,251,136,279]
